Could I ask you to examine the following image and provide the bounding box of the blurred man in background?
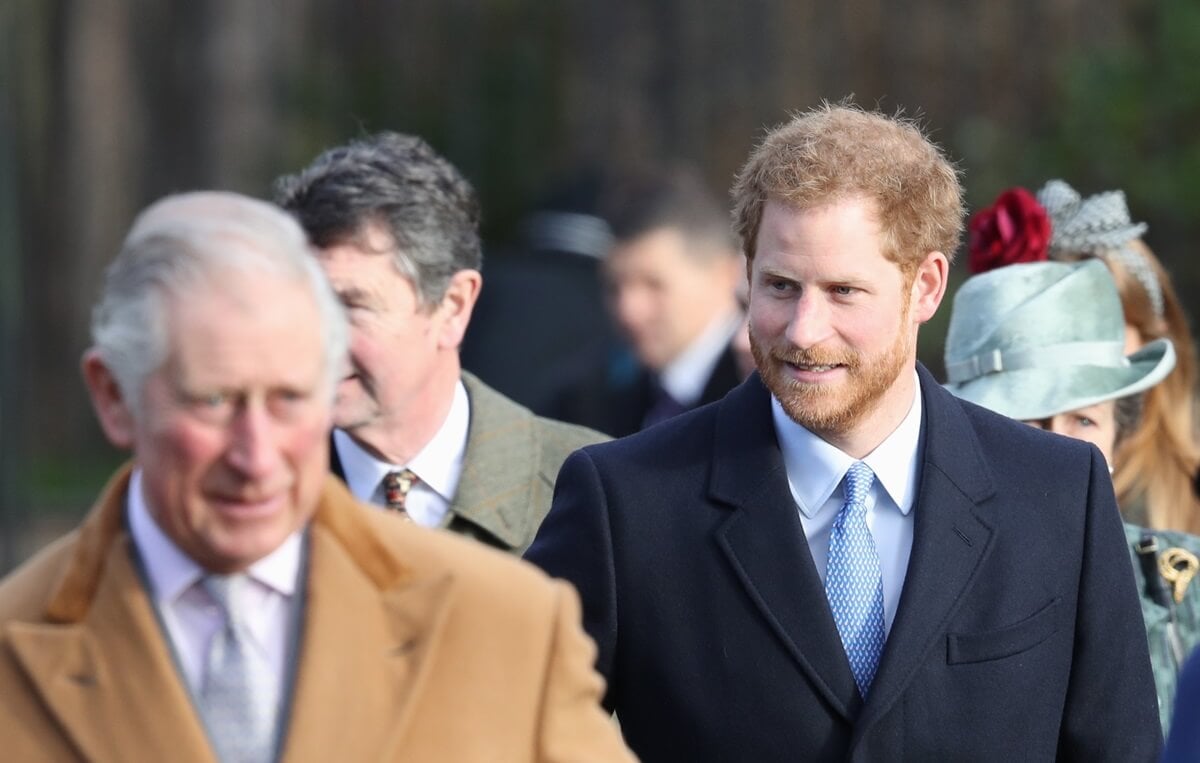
[0,191,632,762]
[549,168,744,437]
[275,132,606,554]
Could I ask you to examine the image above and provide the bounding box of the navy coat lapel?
[329,433,346,482]
[711,374,863,722]
[852,364,998,742]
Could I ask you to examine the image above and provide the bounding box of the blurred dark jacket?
[462,211,617,414]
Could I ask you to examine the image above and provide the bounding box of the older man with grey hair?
[275,132,606,554]
[0,191,634,762]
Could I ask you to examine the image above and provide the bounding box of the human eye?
[338,299,374,327]
[194,391,228,408]
[268,387,314,420]
[1073,415,1096,428]
[763,276,796,295]
[337,288,374,313]
[831,284,859,297]
[183,390,235,422]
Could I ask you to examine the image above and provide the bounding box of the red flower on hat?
[967,187,1051,274]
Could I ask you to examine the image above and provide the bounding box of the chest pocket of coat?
[946,597,1060,664]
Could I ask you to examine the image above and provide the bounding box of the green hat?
[943,259,1175,421]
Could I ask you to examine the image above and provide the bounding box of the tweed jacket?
[332,371,607,554]
[0,466,634,762]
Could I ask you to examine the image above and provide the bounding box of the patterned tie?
[200,574,278,763]
[382,469,419,518]
[825,461,886,698]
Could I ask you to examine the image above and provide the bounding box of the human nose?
[225,401,282,479]
[783,291,832,349]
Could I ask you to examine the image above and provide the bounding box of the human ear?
[910,251,949,324]
[81,349,136,449]
[436,269,482,350]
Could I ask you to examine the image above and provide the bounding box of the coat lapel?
[281,481,455,761]
[851,365,998,741]
[6,467,455,763]
[5,466,216,762]
[698,344,742,408]
[449,372,540,550]
[711,375,863,722]
[329,431,347,481]
[326,374,534,550]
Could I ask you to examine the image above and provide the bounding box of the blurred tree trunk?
[19,0,141,466]
[201,0,283,192]
[1,2,25,570]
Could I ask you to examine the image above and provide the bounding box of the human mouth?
[789,362,840,372]
[775,351,852,382]
[209,491,286,519]
[784,361,845,382]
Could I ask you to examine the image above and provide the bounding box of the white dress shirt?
[126,469,301,698]
[334,379,470,528]
[658,309,742,407]
[771,370,924,634]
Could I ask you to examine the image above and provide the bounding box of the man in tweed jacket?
[276,132,605,554]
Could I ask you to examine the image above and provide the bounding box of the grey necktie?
[200,574,278,763]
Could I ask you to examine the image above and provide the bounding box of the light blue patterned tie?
[200,574,278,763]
[825,461,886,698]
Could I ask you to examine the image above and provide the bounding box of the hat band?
[946,340,1128,384]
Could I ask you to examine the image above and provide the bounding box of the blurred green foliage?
[1050,0,1200,229]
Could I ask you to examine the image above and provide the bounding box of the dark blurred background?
[3,0,1199,570]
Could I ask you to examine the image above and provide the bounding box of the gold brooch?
[1159,547,1200,604]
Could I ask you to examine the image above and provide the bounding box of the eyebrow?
[756,266,795,280]
[756,267,865,287]
[336,286,373,303]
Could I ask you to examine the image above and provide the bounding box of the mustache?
[769,345,859,368]
[747,324,858,370]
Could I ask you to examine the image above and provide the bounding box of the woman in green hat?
[946,200,1197,733]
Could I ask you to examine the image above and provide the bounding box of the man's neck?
[656,306,741,405]
[344,360,462,465]
[821,367,919,460]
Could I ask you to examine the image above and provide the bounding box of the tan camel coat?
[0,466,633,762]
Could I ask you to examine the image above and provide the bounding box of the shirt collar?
[333,378,470,503]
[658,308,742,406]
[126,468,303,601]
[772,369,924,518]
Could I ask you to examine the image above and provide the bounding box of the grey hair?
[90,191,350,407]
[272,131,481,307]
